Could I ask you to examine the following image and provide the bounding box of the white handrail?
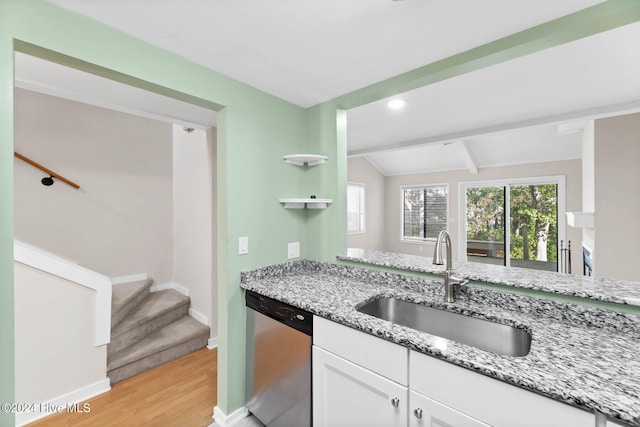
[13,240,111,346]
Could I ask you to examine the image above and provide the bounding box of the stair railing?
[14,151,81,189]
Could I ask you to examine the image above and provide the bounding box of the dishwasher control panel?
[246,290,313,336]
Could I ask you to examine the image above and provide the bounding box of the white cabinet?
[314,316,595,427]
[410,350,594,427]
[313,346,407,427]
[607,421,627,427]
[409,390,489,427]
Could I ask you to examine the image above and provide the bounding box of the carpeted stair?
[107,278,210,384]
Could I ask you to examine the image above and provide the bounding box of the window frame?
[400,183,449,243]
[347,181,366,235]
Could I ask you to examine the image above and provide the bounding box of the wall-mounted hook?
[41,175,54,186]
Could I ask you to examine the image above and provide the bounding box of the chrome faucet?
[433,230,468,302]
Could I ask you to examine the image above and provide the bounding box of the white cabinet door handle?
[414,408,423,418]
[391,397,400,407]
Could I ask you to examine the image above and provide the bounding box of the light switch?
[288,242,300,259]
[239,236,249,255]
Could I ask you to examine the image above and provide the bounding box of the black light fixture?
[41,175,54,186]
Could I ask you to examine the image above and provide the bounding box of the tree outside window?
[510,184,558,264]
[465,182,559,271]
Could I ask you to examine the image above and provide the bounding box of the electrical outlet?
[288,242,300,259]
[239,236,249,255]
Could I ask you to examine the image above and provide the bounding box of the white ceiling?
[348,21,640,175]
[364,125,584,176]
[46,0,604,108]
[19,1,639,176]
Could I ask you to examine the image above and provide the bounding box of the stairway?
[108,278,210,384]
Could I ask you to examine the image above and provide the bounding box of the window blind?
[402,185,447,239]
[347,183,365,233]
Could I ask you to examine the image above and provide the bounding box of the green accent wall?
[0,0,309,423]
[2,1,640,426]
[305,104,348,261]
[0,22,15,427]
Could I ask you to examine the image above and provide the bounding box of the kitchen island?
[240,259,640,426]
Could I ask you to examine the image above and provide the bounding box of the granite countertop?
[240,259,640,426]
[338,248,640,306]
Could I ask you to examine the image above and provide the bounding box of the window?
[462,176,565,272]
[347,183,365,234]
[402,184,448,241]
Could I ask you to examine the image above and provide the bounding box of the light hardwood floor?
[27,348,217,427]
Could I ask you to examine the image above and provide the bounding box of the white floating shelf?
[279,198,333,209]
[283,154,328,166]
[566,212,594,228]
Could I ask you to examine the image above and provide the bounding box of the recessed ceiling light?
[387,99,406,110]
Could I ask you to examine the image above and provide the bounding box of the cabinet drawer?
[314,316,408,385]
[410,350,593,427]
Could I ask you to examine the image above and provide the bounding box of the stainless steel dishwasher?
[245,290,313,427]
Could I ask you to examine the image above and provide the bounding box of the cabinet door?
[313,346,408,427]
[409,391,490,427]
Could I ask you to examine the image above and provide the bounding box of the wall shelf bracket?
[279,198,333,209]
[283,154,328,166]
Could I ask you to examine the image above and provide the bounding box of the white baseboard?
[154,282,211,327]
[207,337,218,349]
[15,378,111,426]
[151,281,189,296]
[189,307,210,327]
[211,406,249,427]
[111,273,148,285]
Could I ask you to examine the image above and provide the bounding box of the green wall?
[304,104,347,261]
[0,1,309,424]
[2,1,640,426]
[0,18,15,427]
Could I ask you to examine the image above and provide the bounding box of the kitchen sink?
[357,297,531,357]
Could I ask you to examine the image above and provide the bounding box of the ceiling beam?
[333,0,640,111]
[347,100,640,157]
[451,140,478,174]
[14,40,224,113]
